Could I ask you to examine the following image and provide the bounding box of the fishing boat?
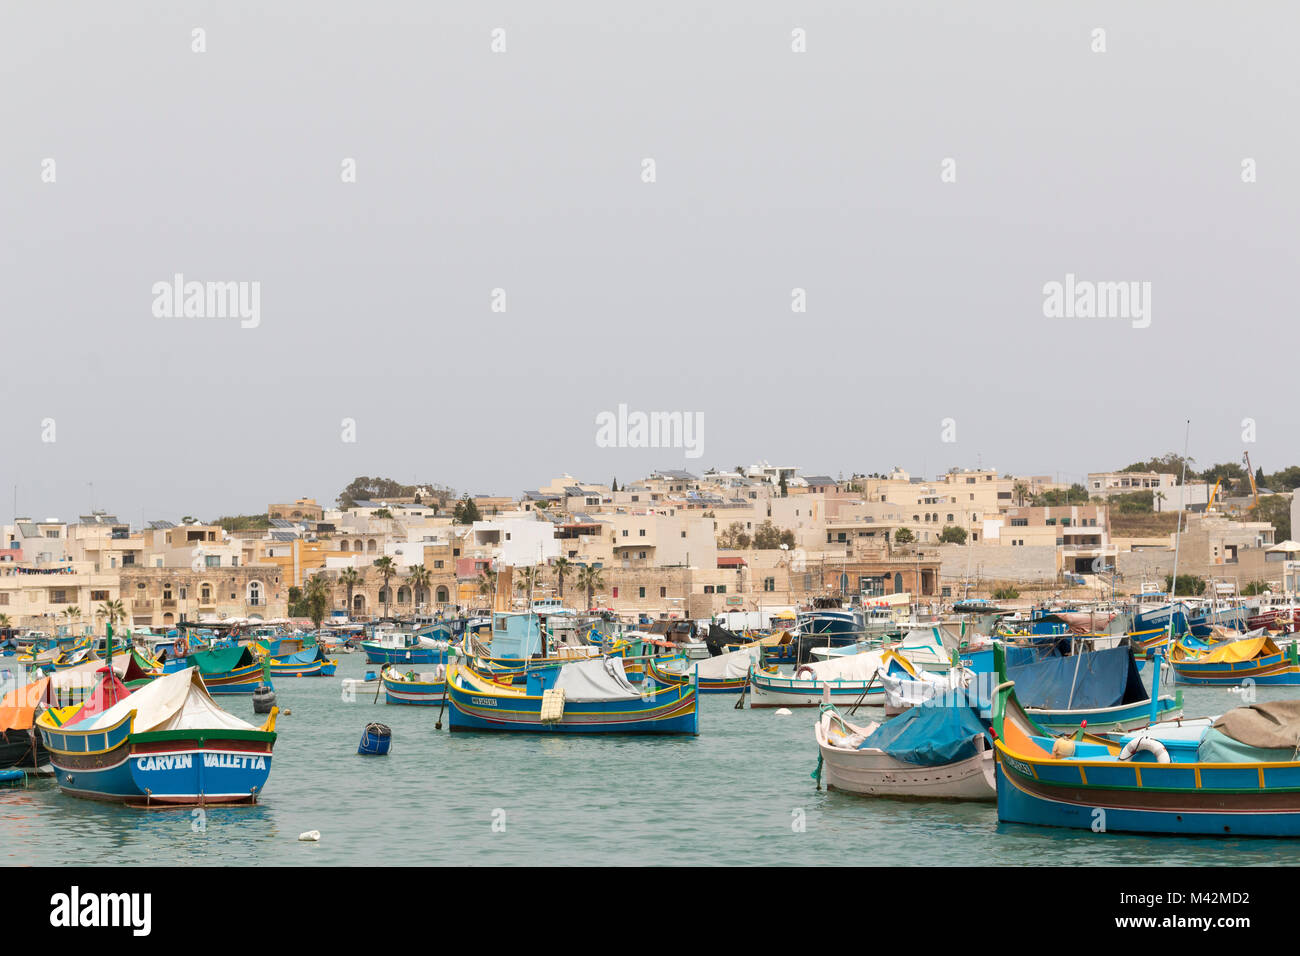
[814,686,996,800]
[170,646,269,694]
[647,645,758,694]
[360,627,448,665]
[265,646,338,678]
[997,644,1182,732]
[381,664,446,705]
[748,650,897,708]
[1169,633,1300,685]
[446,656,698,735]
[35,666,278,806]
[0,676,51,772]
[992,685,1300,836]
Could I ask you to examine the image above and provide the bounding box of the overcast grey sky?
[2,2,1296,523]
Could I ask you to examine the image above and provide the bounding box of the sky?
[2,2,1296,525]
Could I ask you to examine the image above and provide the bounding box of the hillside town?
[4,458,1297,633]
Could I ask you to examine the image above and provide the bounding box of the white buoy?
[298,830,321,842]
[774,708,793,716]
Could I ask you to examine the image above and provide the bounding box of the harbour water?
[3,654,1297,866]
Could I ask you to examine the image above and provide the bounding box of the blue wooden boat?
[167,646,269,694]
[358,722,391,755]
[648,646,757,694]
[992,682,1300,836]
[381,665,446,705]
[446,657,698,735]
[1169,633,1300,685]
[35,667,277,806]
[997,644,1182,732]
[0,769,23,786]
[266,646,338,678]
[360,629,448,665]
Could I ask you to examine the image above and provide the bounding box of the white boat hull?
[749,676,884,708]
[815,718,995,800]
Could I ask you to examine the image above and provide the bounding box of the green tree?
[1251,495,1291,540]
[778,474,788,497]
[575,565,605,609]
[938,525,967,544]
[1164,574,1207,597]
[453,495,482,524]
[373,556,397,617]
[893,527,915,545]
[992,586,1020,601]
[1266,466,1300,491]
[1242,580,1271,596]
[753,520,791,549]
[718,522,751,549]
[373,508,394,519]
[305,574,330,629]
[552,557,571,599]
[287,586,306,616]
[1120,454,1194,482]
[339,566,362,614]
[407,564,432,609]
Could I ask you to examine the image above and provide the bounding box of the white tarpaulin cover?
[553,657,639,702]
[805,651,884,682]
[696,646,759,680]
[79,667,257,733]
[879,668,970,710]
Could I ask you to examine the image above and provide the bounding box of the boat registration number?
[470,697,497,707]
[1002,756,1034,777]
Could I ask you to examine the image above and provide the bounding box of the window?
[1011,518,1028,527]
[434,560,444,568]
[247,581,263,606]
[639,529,646,537]
[764,577,775,592]
[0,594,7,605]
[205,555,220,567]
[200,584,212,602]
[179,588,186,600]
[612,587,619,598]
[638,551,647,559]
[716,585,726,594]
[704,585,714,594]
[622,530,629,537]
[638,587,646,598]
[90,590,108,601]
[680,531,686,538]
[51,589,67,604]
[660,587,667,597]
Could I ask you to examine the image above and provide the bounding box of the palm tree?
[98,599,126,634]
[1012,480,1029,507]
[477,569,497,605]
[63,606,82,635]
[553,557,570,599]
[373,557,397,618]
[0,613,10,629]
[407,565,432,611]
[339,566,362,615]
[574,565,605,611]
[515,566,539,597]
[305,573,330,630]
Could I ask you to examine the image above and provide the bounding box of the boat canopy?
[553,658,639,702]
[1007,646,1146,711]
[77,667,258,734]
[805,650,884,682]
[187,645,257,674]
[695,646,758,680]
[1187,635,1276,664]
[859,694,989,766]
[0,677,50,731]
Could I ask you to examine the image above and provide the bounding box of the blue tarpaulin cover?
[1007,646,1146,711]
[858,693,990,766]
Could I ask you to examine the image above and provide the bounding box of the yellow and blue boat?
[1169,633,1300,685]
[446,656,698,735]
[380,664,446,705]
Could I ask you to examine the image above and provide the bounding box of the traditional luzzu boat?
[748,649,899,708]
[381,664,446,705]
[0,676,52,772]
[265,646,338,678]
[168,646,269,694]
[1169,632,1300,685]
[999,644,1182,732]
[35,665,278,806]
[360,627,448,666]
[992,682,1300,836]
[446,656,699,735]
[814,686,996,800]
[647,645,758,694]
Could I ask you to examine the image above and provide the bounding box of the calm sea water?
[4,655,1299,866]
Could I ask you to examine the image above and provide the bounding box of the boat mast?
[1169,420,1191,638]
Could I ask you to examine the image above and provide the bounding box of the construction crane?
[1206,476,1223,514]
[1243,451,1260,513]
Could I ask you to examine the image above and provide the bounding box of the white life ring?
[1118,736,1170,764]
